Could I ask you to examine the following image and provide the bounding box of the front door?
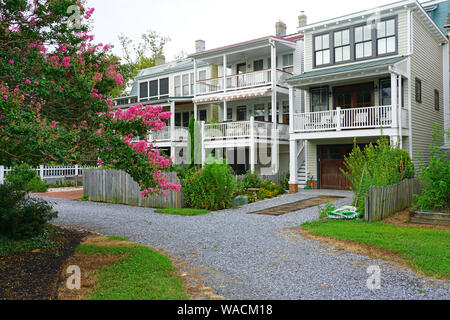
[333,83,373,109]
[319,145,353,190]
[237,106,247,121]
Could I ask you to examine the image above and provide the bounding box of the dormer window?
[377,18,396,55]
[355,25,372,59]
[314,34,330,66]
[333,29,350,63]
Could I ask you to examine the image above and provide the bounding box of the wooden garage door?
[319,145,353,190]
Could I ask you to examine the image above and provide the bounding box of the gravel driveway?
[46,190,449,300]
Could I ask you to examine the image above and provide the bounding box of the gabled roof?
[287,56,406,82]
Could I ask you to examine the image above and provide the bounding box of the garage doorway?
[318,145,353,190]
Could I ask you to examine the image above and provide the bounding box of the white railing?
[148,126,188,142]
[293,106,394,132]
[203,119,289,141]
[0,165,90,184]
[196,69,292,95]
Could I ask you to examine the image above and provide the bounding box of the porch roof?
[287,56,407,87]
[193,87,271,104]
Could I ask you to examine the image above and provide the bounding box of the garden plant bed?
[410,211,450,227]
[248,195,344,216]
[0,227,87,300]
[33,188,84,200]
[383,209,450,230]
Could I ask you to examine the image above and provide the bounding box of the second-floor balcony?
[196,69,292,95]
[292,105,408,133]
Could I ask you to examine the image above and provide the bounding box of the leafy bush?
[257,188,274,200]
[0,184,58,240]
[264,182,286,196]
[414,124,450,211]
[6,163,37,190]
[318,201,336,219]
[342,137,415,214]
[280,172,290,190]
[182,158,236,210]
[27,176,48,192]
[242,170,263,189]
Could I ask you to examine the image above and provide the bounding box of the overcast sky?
[85,0,417,61]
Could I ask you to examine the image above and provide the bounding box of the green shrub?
[182,158,236,210]
[414,124,450,211]
[257,188,274,200]
[0,184,58,240]
[26,176,48,192]
[342,137,415,214]
[318,201,336,219]
[6,163,37,190]
[280,172,290,190]
[242,170,263,189]
[264,182,286,196]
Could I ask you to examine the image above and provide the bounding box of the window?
[415,78,422,103]
[149,80,158,98]
[139,82,148,101]
[253,104,265,121]
[174,76,181,96]
[310,87,328,112]
[190,73,194,95]
[282,100,289,124]
[333,29,350,63]
[379,79,391,106]
[377,18,396,55]
[355,24,372,59]
[182,111,190,127]
[282,54,293,67]
[314,34,330,66]
[175,112,181,126]
[159,78,169,98]
[182,74,189,96]
[227,108,233,121]
[434,90,440,111]
[254,59,264,71]
[199,109,207,121]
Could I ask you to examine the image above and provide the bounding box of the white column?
[223,54,227,92]
[75,165,79,176]
[289,140,298,185]
[336,107,341,131]
[201,121,206,167]
[289,86,294,134]
[250,116,256,172]
[39,165,44,180]
[170,100,175,141]
[193,59,198,96]
[270,41,277,124]
[194,102,198,120]
[223,100,227,121]
[391,73,398,128]
[397,76,403,149]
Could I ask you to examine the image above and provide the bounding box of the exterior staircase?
[297,161,306,188]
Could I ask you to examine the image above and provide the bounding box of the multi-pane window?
[174,76,181,96]
[310,87,328,112]
[139,82,148,101]
[254,59,264,71]
[253,104,265,121]
[355,25,372,59]
[175,112,181,126]
[415,78,422,103]
[159,78,169,98]
[333,29,350,63]
[282,54,294,67]
[149,80,158,98]
[379,79,391,106]
[434,90,440,111]
[182,74,189,96]
[314,34,330,66]
[377,18,396,55]
[199,109,207,121]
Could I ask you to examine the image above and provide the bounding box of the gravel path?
[46,190,449,300]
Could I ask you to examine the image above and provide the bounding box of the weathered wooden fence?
[83,170,183,209]
[364,178,421,222]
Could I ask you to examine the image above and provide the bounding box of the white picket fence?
[0,165,90,184]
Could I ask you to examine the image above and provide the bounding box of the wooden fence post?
[0,165,4,185]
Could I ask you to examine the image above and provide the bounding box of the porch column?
[390,135,400,147]
[390,73,398,128]
[289,139,298,193]
[288,86,294,134]
[397,76,403,149]
[170,100,175,160]
[193,59,198,96]
[223,54,227,92]
[223,100,227,121]
[270,39,278,174]
[194,102,198,120]
[250,116,256,172]
[201,121,205,167]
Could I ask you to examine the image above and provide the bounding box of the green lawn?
[75,237,189,300]
[155,208,210,216]
[302,220,450,279]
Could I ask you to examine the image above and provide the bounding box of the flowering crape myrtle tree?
[0,0,180,196]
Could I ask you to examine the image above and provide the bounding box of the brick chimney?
[195,40,206,53]
[298,11,307,28]
[275,20,287,37]
[155,54,165,66]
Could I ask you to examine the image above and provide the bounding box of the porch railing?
[147,126,188,142]
[0,165,89,184]
[293,105,394,132]
[203,119,289,140]
[196,69,292,95]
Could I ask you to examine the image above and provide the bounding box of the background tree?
[117,30,170,96]
[0,0,179,195]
